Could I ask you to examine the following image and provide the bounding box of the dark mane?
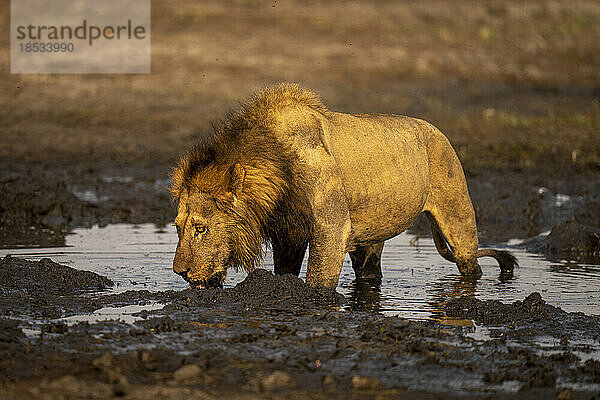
[169,82,318,271]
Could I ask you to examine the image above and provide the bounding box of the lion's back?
[326,112,433,243]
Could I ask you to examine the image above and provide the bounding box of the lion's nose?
[173,250,190,276]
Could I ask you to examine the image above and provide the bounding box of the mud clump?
[0,166,175,248]
[524,220,600,263]
[0,318,25,342]
[230,269,345,309]
[446,292,600,342]
[0,255,112,295]
[0,174,86,247]
[445,292,560,325]
[0,256,127,319]
[0,256,188,319]
[178,269,345,312]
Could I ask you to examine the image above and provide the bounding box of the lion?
[169,83,517,289]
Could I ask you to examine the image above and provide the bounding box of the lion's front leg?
[306,219,351,289]
[272,231,308,277]
[305,168,352,290]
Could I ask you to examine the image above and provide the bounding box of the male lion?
[170,83,517,289]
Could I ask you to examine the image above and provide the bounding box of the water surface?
[2,224,599,322]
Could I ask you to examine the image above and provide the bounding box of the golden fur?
[170,83,517,289]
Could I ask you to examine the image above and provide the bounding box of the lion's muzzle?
[183,269,225,289]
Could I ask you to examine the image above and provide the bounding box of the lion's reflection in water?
[345,278,383,312]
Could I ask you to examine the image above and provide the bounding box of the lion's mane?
[169,83,324,270]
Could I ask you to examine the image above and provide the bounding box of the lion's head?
[172,189,230,288]
[169,83,322,288]
[170,160,262,288]
[170,140,291,289]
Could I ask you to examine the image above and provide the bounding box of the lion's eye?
[194,225,208,237]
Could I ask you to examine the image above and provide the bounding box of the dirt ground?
[1,0,599,398]
[1,257,600,399]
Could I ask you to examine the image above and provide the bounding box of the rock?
[260,371,294,391]
[93,353,114,370]
[322,374,337,386]
[350,375,382,390]
[139,350,152,363]
[557,389,572,400]
[173,364,203,382]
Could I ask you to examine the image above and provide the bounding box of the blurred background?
[0,0,599,247]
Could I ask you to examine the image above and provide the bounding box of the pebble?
[173,364,203,382]
[350,375,382,390]
[260,370,294,391]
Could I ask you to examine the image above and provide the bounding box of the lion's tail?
[431,228,517,274]
[476,248,518,274]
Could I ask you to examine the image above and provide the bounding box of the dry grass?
[0,0,598,172]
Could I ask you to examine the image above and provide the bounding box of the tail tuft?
[477,249,518,274]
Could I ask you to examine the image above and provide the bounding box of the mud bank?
[0,255,176,319]
[521,220,600,264]
[446,292,600,340]
[0,164,174,248]
[0,258,599,399]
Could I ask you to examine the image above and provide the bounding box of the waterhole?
[1,224,599,322]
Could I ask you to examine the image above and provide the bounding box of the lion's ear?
[311,113,331,155]
[230,163,246,202]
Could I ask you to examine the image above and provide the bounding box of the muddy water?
[1,223,599,323]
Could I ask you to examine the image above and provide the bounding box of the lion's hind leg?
[426,210,518,276]
[425,208,482,276]
[349,242,384,279]
[424,128,484,276]
[426,213,456,264]
[423,128,517,276]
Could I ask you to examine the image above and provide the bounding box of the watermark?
[11,0,150,73]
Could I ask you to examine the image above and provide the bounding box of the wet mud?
[1,259,599,399]
[522,220,600,264]
[0,164,174,248]
[0,256,112,294]
[446,292,600,340]
[172,269,345,312]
